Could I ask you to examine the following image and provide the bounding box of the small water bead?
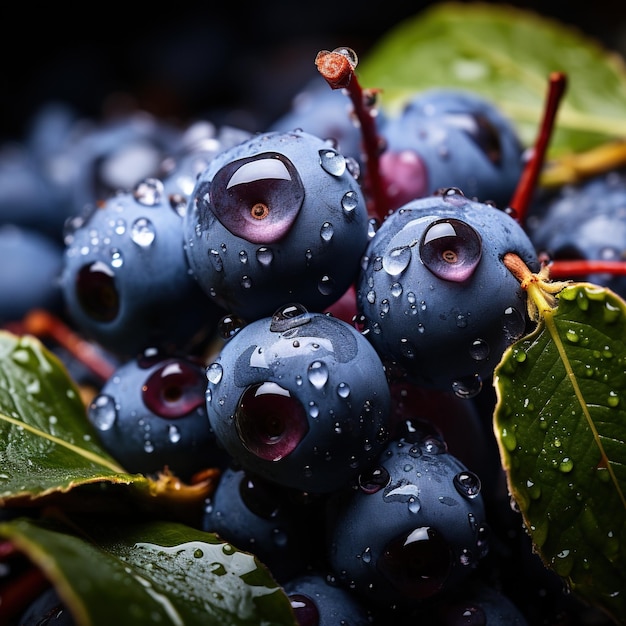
[218,314,246,340]
[565,329,579,343]
[317,275,335,295]
[133,178,163,206]
[399,338,417,359]
[256,247,273,266]
[308,402,319,418]
[341,190,359,215]
[320,221,334,242]
[88,394,118,431]
[206,362,224,385]
[319,149,346,176]
[239,250,248,264]
[453,471,482,499]
[130,217,156,247]
[456,314,468,328]
[608,391,620,407]
[337,382,350,398]
[390,282,403,297]
[382,245,412,276]
[168,425,182,444]
[307,361,329,389]
[469,339,489,361]
[332,46,358,68]
[110,248,124,268]
[240,275,253,289]
[559,457,574,473]
[451,374,482,399]
[501,306,526,342]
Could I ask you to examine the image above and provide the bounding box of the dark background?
[2,0,626,143]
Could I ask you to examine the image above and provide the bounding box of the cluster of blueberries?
[3,71,622,625]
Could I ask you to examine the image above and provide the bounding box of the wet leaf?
[358,2,626,157]
[0,515,297,626]
[0,331,214,520]
[494,283,626,623]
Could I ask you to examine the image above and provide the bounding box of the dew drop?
[133,178,163,206]
[608,391,620,407]
[451,374,482,399]
[390,282,403,297]
[206,362,223,385]
[320,222,334,241]
[319,149,346,176]
[341,190,359,215]
[168,424,181,444]
[453,471,482,499]
[307,361,329,389]
[337,382,351,398]
[382,245,412,276]
[469,338,489,361]
[88,394,117,431]
[256,247,273,266]
[559,457,574,473]
[110,248,124,268]
[501,306,525,342]
[130,217,156,247]
[209,249,223,271]
[318,275,335,295]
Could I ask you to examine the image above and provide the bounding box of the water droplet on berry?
[133,178,163,206]
[110,248,124,268]
[451,374,482,399]
[453,471,482,499]
[341,190,359,214]
[337,382,351,398]
[319,149,346,176]
[466,338,489,361]
[206,362,223,385]
[501,306,526,342]
[307,361,329,389]
[88,394,117,430]
[256,247,273,266]
[317,275,335,295]
[168,424,181,443]
[131,217,156,247]
[239,250,248,264]
[383,245,412,276]
[320,221,334,241]
[218,314,246,339]
[270,303,311,332]
[358,466,389,493]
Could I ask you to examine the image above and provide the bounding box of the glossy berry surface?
[202,465,325,581]
[60,178,222,358]
[183,129,370,321]
[527,171,626,297]
[325,430,489,610]
[87,350,229,480]
[282,572,373,625]
[379,89,525,211]
[205,304,391,492]
[356,189,539,395]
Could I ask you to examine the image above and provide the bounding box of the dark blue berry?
[356,190,539,396]
[183,129,370,321]
[205,304,391,493]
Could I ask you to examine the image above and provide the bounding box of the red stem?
[510,72,567,225]
[8,310,116,383]
[548,259,626,278]
[315,49,390,220]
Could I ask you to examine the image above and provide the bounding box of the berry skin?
[325,430,489,611]
[202,465,325,582]
[356,189,539,396]
[0,225,64,322]
[282,572,373,625]
[378,89,524,211]
[527,171,626,298]
[60,178,222,358]
[205,304,391,493]
[87,350,230,481]
[183,129,370,321]
[18,587,75,625]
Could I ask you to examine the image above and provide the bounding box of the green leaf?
[0,331,214,521]
[493,283,626,623]
[0,516,297,626]
[358,2,626,157]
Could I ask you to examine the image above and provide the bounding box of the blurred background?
[2,0,626,143]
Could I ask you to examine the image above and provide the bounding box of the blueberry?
[282,571,373,625]
[18,587,75,625]
[325,429,489,610]
[60,178,223,358]
[203,465,326,581]
[183,129,370,321]
[527,171,626,298]
[87,350,230,481]
[205,304,391,493]
[0,224,64,322]
[356,189,539,396]
[379,89,524,211]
